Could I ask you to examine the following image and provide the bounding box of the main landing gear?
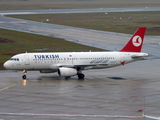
[22,70,27,79]
[65,73,85,80]
[78,73,85,79]
[77,67,85,79]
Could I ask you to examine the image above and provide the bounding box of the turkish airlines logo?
[132,35,142,47]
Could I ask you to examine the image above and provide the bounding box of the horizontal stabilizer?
[131,53,148,58]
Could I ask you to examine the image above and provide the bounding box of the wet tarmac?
[0,8,160,120]
[0,58,160,120]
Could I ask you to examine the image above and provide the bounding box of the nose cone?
[3,61,11,69]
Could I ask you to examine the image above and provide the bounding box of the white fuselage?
[4,51,148,71]
[3,27,148,79]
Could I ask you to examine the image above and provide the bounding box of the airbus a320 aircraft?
[3,27,148,79]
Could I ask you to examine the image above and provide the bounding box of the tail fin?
[119,27,146,52]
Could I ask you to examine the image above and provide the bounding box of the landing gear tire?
[22,75,26,79]
[78,73,85,79]
[65,76,71,80]
[22,70,27,79]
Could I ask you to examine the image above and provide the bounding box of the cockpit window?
[9,58,19,61]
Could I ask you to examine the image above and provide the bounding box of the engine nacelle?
[58,67,77,77]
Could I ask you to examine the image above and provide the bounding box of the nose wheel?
[22,75,26,79]
[22,70,27,79]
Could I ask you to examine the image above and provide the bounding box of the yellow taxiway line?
[0,84,16,91]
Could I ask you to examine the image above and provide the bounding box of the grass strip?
[0,0,160,10]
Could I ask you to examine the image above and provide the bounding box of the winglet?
[142,111,145,117]
[119,27,146,52]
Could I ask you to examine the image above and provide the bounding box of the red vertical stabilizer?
[119,27,146,52]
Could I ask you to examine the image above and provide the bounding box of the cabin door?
[24,55,30,65]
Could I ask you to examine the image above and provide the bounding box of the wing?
[51,63,109,70]
[142,112,160,120]
[144,115,160,120]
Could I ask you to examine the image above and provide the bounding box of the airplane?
[3,27,148,79]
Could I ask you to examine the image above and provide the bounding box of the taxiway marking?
[0,84,16,91]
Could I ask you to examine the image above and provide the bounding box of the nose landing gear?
[22,70,27,79]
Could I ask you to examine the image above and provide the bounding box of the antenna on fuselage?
[25,51,28,53]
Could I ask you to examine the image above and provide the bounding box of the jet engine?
[58,67,77,77]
